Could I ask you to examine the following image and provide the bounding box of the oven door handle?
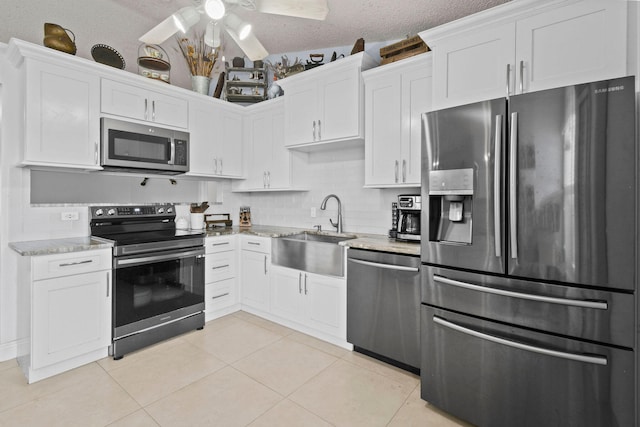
[115,248,204,268]
[433,315,607,366]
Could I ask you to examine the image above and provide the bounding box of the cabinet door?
[150,91,188,128]
[284,81,317,147]
[319,67,362,142]
[205,251,236,284]
[240,250,270,311]
[401,66,432,185]
[32,271,111,369]
[24,60,100,168]
[267,107,291,189]
[431,24,515,108]
[218,108,244,178]
[364,72,402,186]
[516,1,628,94]
[306,273,346,339]
[270,266,305,323]
[188,99,219,176]
[246,109,273,188]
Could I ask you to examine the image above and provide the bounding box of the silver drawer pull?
[211,293,230,300]
[59,259,93,267]
[248,242,261,246]
[434,316,607,366]
[211,264,230,270]
[211,242,230,247]
[433,275,608,310]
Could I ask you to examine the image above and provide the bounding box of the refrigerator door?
[508,76,636,290]
[421,98,506,274]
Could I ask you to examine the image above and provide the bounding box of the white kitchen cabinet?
[19,57,101,169]
[17,249,112,383]
[101,78,188,128]
[420,0,630,108]
[271,265,346,340]
[240,236,271,313]
[278,52,378,150]
[363,54,433,187]
[233,98,306,191]
[204,235,239,320]
[187,97,244,178]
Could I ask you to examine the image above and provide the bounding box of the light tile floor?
[0,311,472,427]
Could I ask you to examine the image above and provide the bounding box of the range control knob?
[157,207,165,214]
[107,208,116,216]
[94,208,104,217]
[166,206,173,214]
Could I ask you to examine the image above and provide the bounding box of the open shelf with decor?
[225,66,268,103]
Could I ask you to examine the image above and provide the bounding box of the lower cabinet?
[17,248,112,383]
[240,236,271,313]
[204,235,239,320]
[270,265,346,341]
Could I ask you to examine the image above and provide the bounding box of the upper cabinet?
[232,98,307,191]
[7,40,101,170]
[363,54,433,188]
[101,79,188,129]
[278,52,378,150]
[420,0,631,109]
[186,97,243,179]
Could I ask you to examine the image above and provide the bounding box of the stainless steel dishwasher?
[347,248,421,373]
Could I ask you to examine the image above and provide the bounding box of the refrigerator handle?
[509,112,518,259]
[493,115,502,258]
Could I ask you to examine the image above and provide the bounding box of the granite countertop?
[10,236,114,256]
[10,226,420,257]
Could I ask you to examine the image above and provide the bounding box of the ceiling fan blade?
[226,28,269,61]
[255,0,329,20]
[139,15,180,44]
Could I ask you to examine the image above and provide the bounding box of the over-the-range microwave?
[100,117,189,175]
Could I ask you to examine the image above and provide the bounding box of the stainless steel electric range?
[90,204,205,359]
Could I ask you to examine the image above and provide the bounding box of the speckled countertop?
[10,236,114,256]
[10,226,420,257]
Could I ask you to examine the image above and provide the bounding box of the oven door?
[113,246,205,339]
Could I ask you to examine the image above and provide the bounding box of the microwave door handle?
[509,112,518,259]
[494,114,502,258]
[169,140,175,165]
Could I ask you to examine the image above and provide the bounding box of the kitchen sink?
[272,231,357,277]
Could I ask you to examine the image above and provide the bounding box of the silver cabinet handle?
[59,259,93,267]
[152,100,156,121]
[144,98,148,120]
[348,258,420,272]
[264,255,267,275]
[433,275,608,310]
[304,273,308,295]
[519,60,524,94]
[298,272,302,294]
[506,63,511,97]
[394,160,399,183]
[312,120,316,141]
[402,159,407,183]
[247,241,261,246]
[211,264,230,270]
[210,242,230,247]
[433,315,607,366]
[267,171,271,188]
[318,120,322,140]
[106,271,110,297]
[213,157,218,174]
[493,115,502,258]
[219,158,223,174]
[211,292,230,300]
[263,171,267,188]
[509,112,518,259]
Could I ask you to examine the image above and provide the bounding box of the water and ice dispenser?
[428,168,474,245]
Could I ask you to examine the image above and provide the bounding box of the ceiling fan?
[139,0,329,61]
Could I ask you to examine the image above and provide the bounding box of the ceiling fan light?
[172,6,200,33]
[204,0,226,20]
[225,13,252,41]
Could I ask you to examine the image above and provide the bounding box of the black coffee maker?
[396,194,421,242]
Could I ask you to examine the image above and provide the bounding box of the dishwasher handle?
[348,258,419,272]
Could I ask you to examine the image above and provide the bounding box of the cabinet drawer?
[241,236,271,254]
[205,252,236,283]
[205,235,237,254]
[205,279,235,312]
[32,249,112,281]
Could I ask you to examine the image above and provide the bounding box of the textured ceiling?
[1,0,508,90]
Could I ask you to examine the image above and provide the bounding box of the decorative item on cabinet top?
[43,23,77,55]
[177,33,220,95]
[225,64,268,103]
[91,44,125,69]
[137,43,170,83]
[380,35,429,65]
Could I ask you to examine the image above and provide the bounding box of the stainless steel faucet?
[320,194,343,233]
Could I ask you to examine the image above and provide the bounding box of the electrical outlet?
[310,207,317,218]
[61,211,79,221]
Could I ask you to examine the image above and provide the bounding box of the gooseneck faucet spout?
[320,194,343,233]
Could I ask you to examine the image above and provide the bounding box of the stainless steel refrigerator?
[420,76,637,427]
